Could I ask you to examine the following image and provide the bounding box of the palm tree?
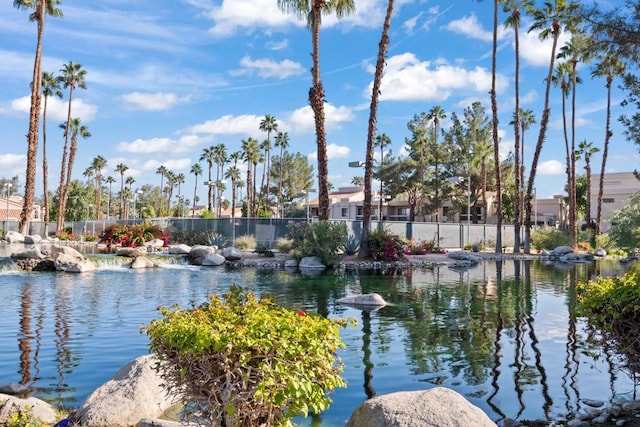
[242,137,261,217]
[225,166,241,220]
[165,171,176,212]
[105,175,116,218]
[374,133,392,217]
[592,52,625,234]
[56,118,90,232]
[14,0,63,234]
[200,146,215,212]
[576,140,599,226]
[125,176,135,219]
[190,163,203,217]
[558,33,591,245]
[489,0,503,252]
[90,155,107,220]
[274,131,289,216]
[276,0,355,220]
[56,61,87,231]
[503,0,533,253]
[115,163,129,219]
[523,0,579,253]
[40,71,62,233]
[213,144,227,216]
[155,165,168,215]
[259,115,278,209]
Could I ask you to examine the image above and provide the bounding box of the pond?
[0,249,636,426]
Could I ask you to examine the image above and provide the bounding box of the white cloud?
[207,0,299,36]
[288,103,355,134]
[188,114,262,134]
[10,96,98,121]
[142,158,192,171]
[538,160,564,175]
[121,92,189,111]
[0,153,26,178]
[230,55,306,79]
[366,53,509,102]
[266,39,288,50]
[519,28,571,67]
[117,134,210,154]
[446,14,500,42]
[307,143,351,161]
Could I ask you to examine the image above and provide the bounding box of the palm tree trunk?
[57,88,75,233]
[360,0,394,258]
[20,1,45,235]
[42,95,50,234]
[491,0,502,252]
[513,15,522,254]
[596,77,613,235]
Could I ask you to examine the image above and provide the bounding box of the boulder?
[5,231,25,244]
[346,387,497,427]
[299,256,326,270]
[11,246,46,260]
[201,253,226,266]
[54,253,96,273]
[0,393,57,425]
[24,234,42,244]
[64,258,98,273]
[284,259,298,268]
[0,382,30,395]
[553,246,575,255]
[447,251,482,263]
[337,293,387,309]
[221,246,243,261]
[75,355,177,427]
[188,245,217,265]
[168,244,191,255]
[594,247,607,257]
[117,247,148,258]
[51,245,84,261]
[145,239,165,251]
[131,256,157,269]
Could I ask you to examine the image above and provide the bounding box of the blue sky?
[0,0,636,205]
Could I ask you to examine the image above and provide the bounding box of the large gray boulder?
[447,251,482,263]
[116,247,148,258]
[10,246,46,260]
[347,387,496,427]
[337,293,387,310]
[188,245,217,265]
[51,244,84,260]
[0,393,58,425]
[54,253,97,273]
[221,246,243,261]
[299,256,326,270]
[201,253,226,266]
[24,234,42,244]
[168,244,191,255]
[75,355,177,427]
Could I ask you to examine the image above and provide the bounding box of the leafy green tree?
[14,0,63,234]
[607,193,640,251]
[271,151,314,209]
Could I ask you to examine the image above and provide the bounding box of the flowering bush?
[99,222,168,251]
[367,229,406,262]
[405,235,444,255]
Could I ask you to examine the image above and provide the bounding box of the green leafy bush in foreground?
[143,286,354,427]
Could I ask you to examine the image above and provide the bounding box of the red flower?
[298,310,306,317]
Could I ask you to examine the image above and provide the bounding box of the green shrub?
[275,237,293,253]
[6,405,42,427]
[578,272,640,332]
[407,235,445,254]
[234,234,257,251]
[367,228,406,262]
[143,287,354,427]
[530,226,572,251]
[207,231,227,248]
[287,221,348,267]
[342,234,360,255]
[595,233,627,257]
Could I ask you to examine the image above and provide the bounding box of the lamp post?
[4,182,12,235]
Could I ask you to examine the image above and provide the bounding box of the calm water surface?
[0,248,636,426]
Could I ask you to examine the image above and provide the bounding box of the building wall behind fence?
[43,218,515,250]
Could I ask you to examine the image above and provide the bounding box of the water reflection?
[3,259,638,424]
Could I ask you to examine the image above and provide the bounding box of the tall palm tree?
[105,175,116,219]
[115,163,129,219]
[213,144,227,216]
[190,163,203,217]
[200,146,215,212]
[489,0,503,252]
[14,0,63,234]
[225,166,241,220]
[155,165,169,215]
[523,0,579,253]
[274,132,289,216]
[276,0,355,220]
[592,52,625,235]
[56,118,90,232]
[125,176,136,218]
[90,155,107,220]
[165,171,176,212]
[56,61,87,231]
[40,71,62,233]
[242,137,261,217]
[503,0,532,253]
[259,115,278,209]
[558,33,591,245]
[576,140,599,226]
